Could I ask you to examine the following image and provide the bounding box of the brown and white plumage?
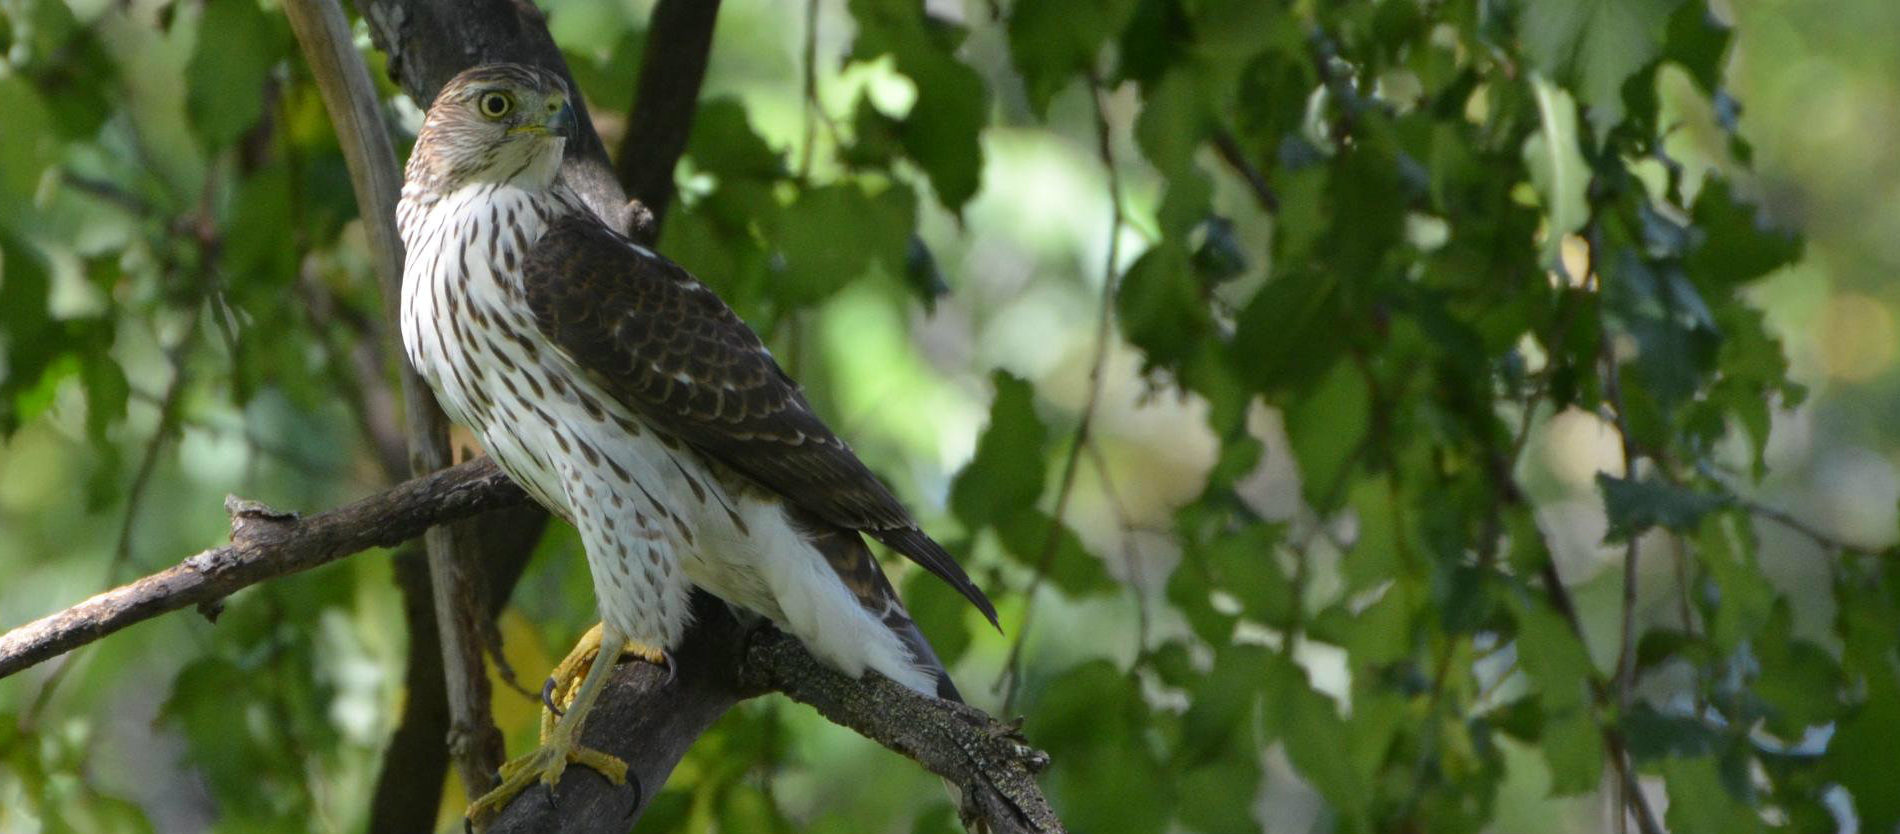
[397,63,990,723]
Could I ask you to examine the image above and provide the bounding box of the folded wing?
[522,215,998,627]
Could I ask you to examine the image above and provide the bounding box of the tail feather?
[789,508,964,699]
[884,602,962,702]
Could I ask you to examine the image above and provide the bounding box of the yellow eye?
[478,91,514,119]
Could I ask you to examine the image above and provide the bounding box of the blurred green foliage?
[3,0,1898,833]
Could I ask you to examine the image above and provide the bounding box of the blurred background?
[1,0,1896,832]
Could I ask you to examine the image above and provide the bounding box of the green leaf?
[771,181,916,306]
[1696,518,1774,653]
[1232,266,1344,396]
[1175,752,1264,834]
[1181,643,1270,760]
[1506,592,1603,794]
[1684,181,1801,288]
[1006,0,1138,116]
[0,235,59,434]
[1117,242,1213,371]
[79,352,127,442]
[848,0,987,212]
[1752,617,1845,737]
[1026,661,1174,834]
[1662,756,1764,834]
[1135,67,1217,175]
[1620,704,1719,762]
[1539,709,1605,796]
[1261,655,1369,829]
[1595,474,1728,542]
[1285,360,1370,510]
[1661,2,1731,95]
[687,98,786,181]
[950,371,1047,528]
[1826,669,1900,832]
[1167,549,1239,646]
[0,77,57,208]
[1522,76,1589,268]
[994,509,1115,596]
[1518,0,1686,132]
[187,0,288,148]
[1197,524,1294,627]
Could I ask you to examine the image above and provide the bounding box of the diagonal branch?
[284,0,505,794]
[0,459,1064,833]
[0,459,523,680]
[614,0,723,241]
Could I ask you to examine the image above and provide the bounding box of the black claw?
[541,677,565,717]
[543,781,559,811]
[624,773,645,818]
[464,817,474,834]
[660,649,678,685]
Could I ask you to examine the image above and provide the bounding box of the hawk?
[396,64,996,823]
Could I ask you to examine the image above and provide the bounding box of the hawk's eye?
[478,91,514,119]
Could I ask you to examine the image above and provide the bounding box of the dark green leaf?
[187,0,288,148]
[1006,0,1137,116]
[771,181,915,306]
[1596,474,1728,542]
[1117,242,1213,371]
[950,371,1046,529]
[1662,756,1764,834]
[848,0,987,212]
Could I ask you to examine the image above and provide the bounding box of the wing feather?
[523,215,997,626]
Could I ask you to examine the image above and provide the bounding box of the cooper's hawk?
[397,64,996,824]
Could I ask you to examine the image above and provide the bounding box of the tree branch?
[0,458,1064,832]
[285,0,504,793]
[743,631,1061,834]
[614,0,722,241]
[368,507,546,834]
[0,459,524,680]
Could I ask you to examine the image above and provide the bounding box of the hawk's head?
[408,63,576,193]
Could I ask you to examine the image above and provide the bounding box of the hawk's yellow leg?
[466,623,665,828]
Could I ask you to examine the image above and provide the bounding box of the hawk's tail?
[883,596,963,702]
[795,511,965,701]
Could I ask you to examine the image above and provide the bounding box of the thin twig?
[1083,439,1150,661]
[1726,490,1881,557]
[1535,562,1667,834]
[996,70,1124,713]
[1212,129,1276,213]
[797,0,822,181]
[1601,343,1642,713]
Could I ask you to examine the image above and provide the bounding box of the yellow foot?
[540,623,667,736]
[464,726,629,829]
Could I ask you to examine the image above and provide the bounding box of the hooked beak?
[548,99,577,140]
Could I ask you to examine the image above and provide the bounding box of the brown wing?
[523,215,997,627]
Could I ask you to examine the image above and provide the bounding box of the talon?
[624,772,645,818]
[541,677,565,717]
[660,649,678,685]
[463,729,628,827]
